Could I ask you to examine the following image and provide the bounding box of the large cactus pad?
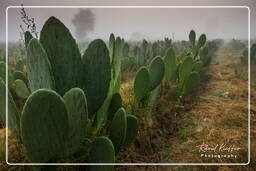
[82,39,111,116]
[62,88,88,157]
[21,89,68,163]
[27,38,55,92]
[40,16,82,96]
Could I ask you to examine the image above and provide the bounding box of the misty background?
[0,0,255,42]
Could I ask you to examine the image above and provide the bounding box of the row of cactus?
[133,30,213,108]
[0,16,139,170]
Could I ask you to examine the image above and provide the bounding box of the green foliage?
[27,38,55,92]
[134,67,150,102]
[40,16,82,96]
[82,39,111,116]
[108,93,122,121]
[25,31,33,48]
[164,48,177,83]
[15,59,25,72]
[13,70,29,86]
[0,78,20,137]
[21,89,68,162]
[182,72,200,94]
[123,114,139,147]
[198,34,206,48]
[109,33,115,62]
[109,108,127,154]
[62,88,88,157]
[0,62,6,82]
[179,57,193,84]
[189,30,196,46]
[13,79,30,99]
[148,56,165,91]
[89,137,115,171]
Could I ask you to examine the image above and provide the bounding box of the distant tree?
[72,9,95,42]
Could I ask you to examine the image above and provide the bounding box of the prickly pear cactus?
[179,57,193,84]
[62,88,88,157]
[123,114,138,147]
[13,79,30,99]
[15,59,25,72]
[193,61,203,73]
[164,48,177,83]
[112,37,123,93]
[108,93,122,121]
[134,67,150,102]
[21,89,68,163]
[13,70,29,86]
[148,56,165,91]
[183,72,200,94]
[0,62,6,82]
[24,31,33,48]
[0,78,20,137]
[27,38,55,92]
[109,33,115,62]
[109,108,127,154]
[89,136,115,171]
[40,16,82,96]
[198,34,206,48]
[189,30,196,46]
[82,39,111,116]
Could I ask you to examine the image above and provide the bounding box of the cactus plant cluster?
[1,16,139,169]
[134,56,165,102]
[241,43,256,64]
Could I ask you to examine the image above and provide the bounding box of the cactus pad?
[40,16,82,96]
[134,67,150,102]
[123,114,138,147]
[109,108,127,154]
[62,88,88,157]
[148,56,165,91]
[82,39,111,116]
[89,136,115,171]
[27,38,55,92]
[21,89,68,163]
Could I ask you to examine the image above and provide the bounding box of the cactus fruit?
[123,114,139,147]
[108,93,122,121]
[24,31,33,48]
[82,39,111,116]
[89,136,115,171]
[148,56,165,91]
[189,30,196,46]
[134,67,150,102]
[164,48,177,83]
[40,16,82,96]
[0,61,6,81]
[13,79,30,99]
[183,72,200,94]
[198,34,206,48]
[179,57,193,84]
[13,70,29,86]
[21,89,68,162]
[0,78,20,137]
[62,88,88,157]
[109,108,127,154]
[27,38,55,92]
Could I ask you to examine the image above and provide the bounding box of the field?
[0,15,255,171]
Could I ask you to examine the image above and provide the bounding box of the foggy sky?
[1,0,255,42]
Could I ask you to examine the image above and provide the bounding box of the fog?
[1,0,255,42]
